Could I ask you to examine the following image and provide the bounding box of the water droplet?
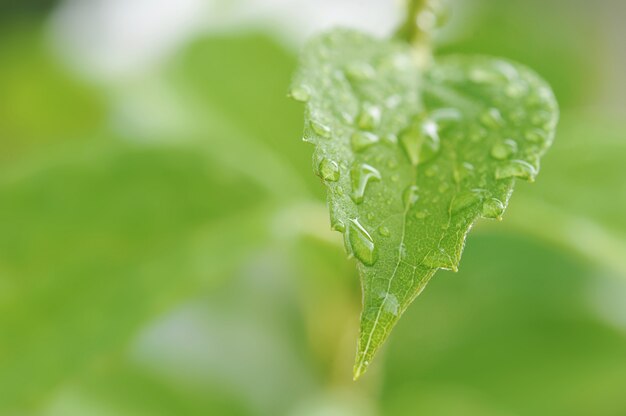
[531,110,551,127]
[340,111,354,124]
[524,128,547,144]
[289,85,311,102]
[383,133,398,145]
[451,190,484,214]
[318,158,340,182]
[357,105,382,130]
[505,82,527,98]
[415,210,429,219]
[480,108,504,129]
[351,131,379,152]
[331,218,346,232]
[425,166,438,178]
[495,160,538,181]
[310,120,331,138]
[402,185,419,208]
[345,62,376,81]
[453,163,474,184]
[367,213,375,222]
[400,243,408,259]
[430,108,462,123]
[494,60,519,81]
[399,120,440,166]
[348,219,377,266]
[380,292,400,316]
[387,159,398,169]
[378,226,391,237]
[351,164,381,204]
[438,183,450,193]
[422,246,456,270]
[490,139,518,160]
[391,174,399,182]
[470,68,498,84]
[482,198,505,220]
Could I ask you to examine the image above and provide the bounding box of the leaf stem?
[395,0,434,67]
[396,0,428,43]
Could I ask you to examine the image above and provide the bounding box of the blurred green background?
[1,0,625,415]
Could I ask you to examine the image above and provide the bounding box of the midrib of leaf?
[357,86,476,376]
[357,171,413,378]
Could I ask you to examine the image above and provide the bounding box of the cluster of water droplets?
[467,59,556,185]
[291,36,557,271]
[399,118,441,166]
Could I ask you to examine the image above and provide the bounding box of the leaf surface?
[292,29,558,378]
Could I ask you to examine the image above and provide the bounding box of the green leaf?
[0,23,106,163]
[0,137,271,411]
[291,29,558,378]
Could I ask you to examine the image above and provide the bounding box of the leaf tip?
[352,354,370,381]
[352,365,364,381]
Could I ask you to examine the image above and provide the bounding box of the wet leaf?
[292,29,558,378]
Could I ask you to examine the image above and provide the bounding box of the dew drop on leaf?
[453,162,475,184]
[348,219,377,266]
[318,158,340,182]
[351,131,380,152]
[399,120,440,166]
[378,226,391,237]
[345,62,376,82]
[495,160,538,181]
[469,68,498,84]
[289,85,311,102]
[430,107,462,123]
[480,108,504,129]
[451,190,484,214]
[380,292,400,316]
[505,82,527,98]
[310,120,332,138]
[531,110,552,127]
[331,218,346,232]
[425,166,438,177]
[351,163,382,204]
[524,128,547,144]
[482,198,505,219]
[490,139,518,160]
[399,243,408,260]
[357,105,382,130]
[402,185,420,208]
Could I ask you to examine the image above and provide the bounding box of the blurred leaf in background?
[0,0,625,415]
